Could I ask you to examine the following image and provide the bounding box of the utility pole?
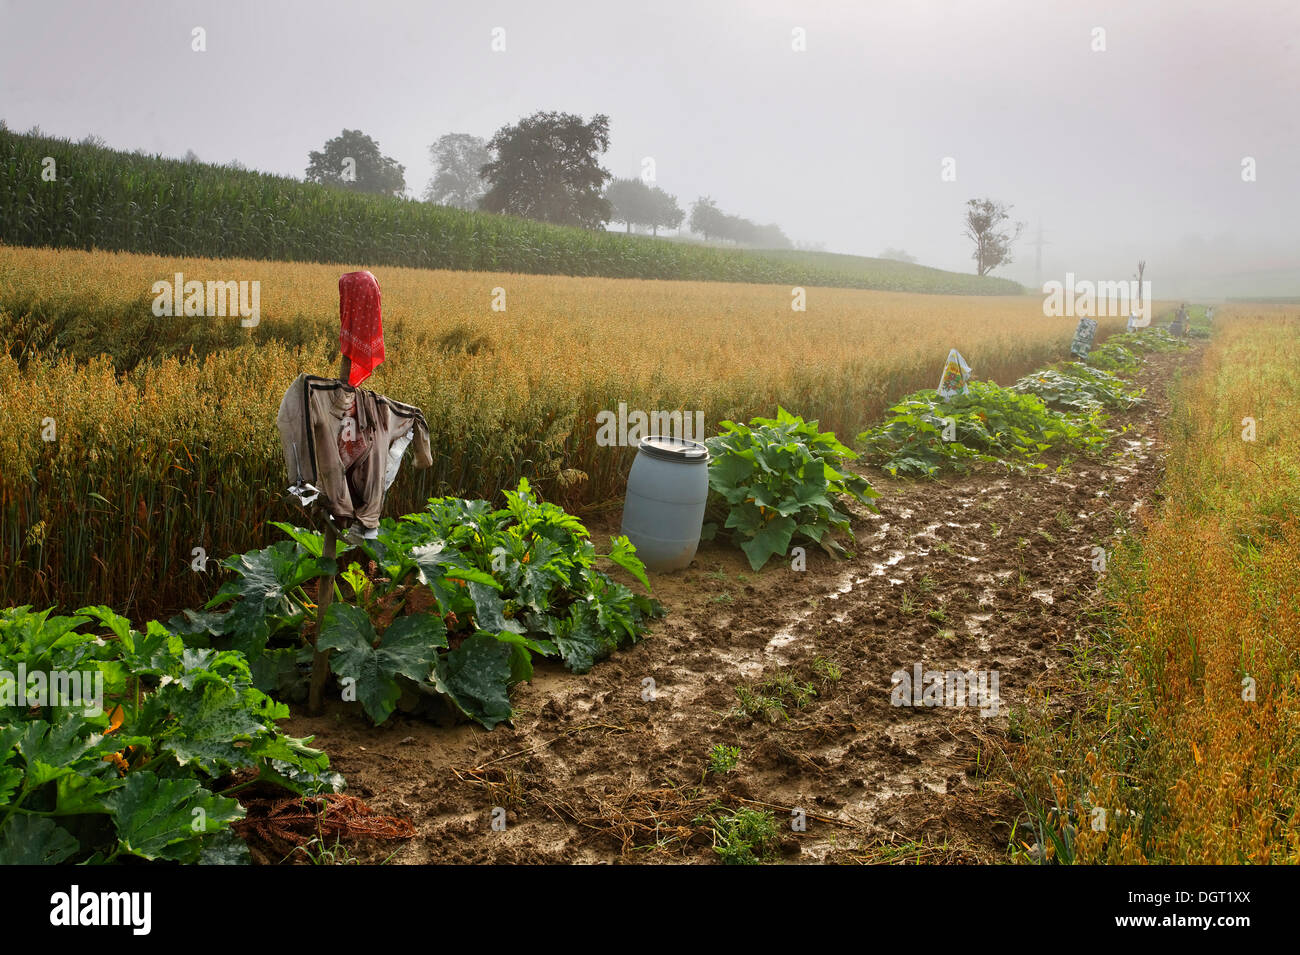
[1032,221,1049,290]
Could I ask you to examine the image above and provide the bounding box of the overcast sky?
[2,0,1296,295]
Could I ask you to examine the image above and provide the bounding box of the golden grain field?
[0,245,1135,614]
[1014,305,1300,863]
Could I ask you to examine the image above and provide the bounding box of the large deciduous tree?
[690,196,724,241]
[479,111,613,228]
[606,177,656,233]
[306,129,406,196]
[605,178,684,235]
[423,133,491,209]
[650,186,684,236]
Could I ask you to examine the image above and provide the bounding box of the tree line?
[302,112,792,249]
[300,113,1022,270]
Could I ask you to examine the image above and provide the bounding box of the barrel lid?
[638,435,708,462]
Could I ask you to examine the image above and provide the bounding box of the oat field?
[0,245,1131,614]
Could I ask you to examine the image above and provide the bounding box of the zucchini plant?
[858,380,1111,477]
[703,407,880,571]
[179,479,662,729]
[1012,363,1143,413]
[0,605,340,865]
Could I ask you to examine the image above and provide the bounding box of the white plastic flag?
[938,349,972,398]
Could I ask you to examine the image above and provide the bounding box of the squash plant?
[184,479,662,729]
[1083,340,1141,374]
[1012,363,1143,413]
[858,380,1111,477]
[703,407,880,570]
[0,605,340,865]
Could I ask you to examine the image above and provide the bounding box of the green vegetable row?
[0,605,340,865]
[169,478,661,728]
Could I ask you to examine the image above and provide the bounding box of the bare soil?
[280,346,1199,864]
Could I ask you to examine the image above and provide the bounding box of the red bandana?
[339,271,384,386]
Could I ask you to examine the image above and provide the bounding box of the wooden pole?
[307,355,352,716]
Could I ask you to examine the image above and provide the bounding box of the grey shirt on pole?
[276,374,433,530]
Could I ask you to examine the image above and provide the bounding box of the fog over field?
[2,0,1296,296]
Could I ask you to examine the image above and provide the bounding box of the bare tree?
[963,198,1024,276]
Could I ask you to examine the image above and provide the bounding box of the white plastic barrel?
[620,436,709,573]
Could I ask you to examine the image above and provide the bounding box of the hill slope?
[0,129,1020,295]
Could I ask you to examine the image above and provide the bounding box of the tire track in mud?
[283,345,1199,864]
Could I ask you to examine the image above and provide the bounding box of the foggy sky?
[2,0,1297,297]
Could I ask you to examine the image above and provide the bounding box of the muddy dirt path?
[281,345,1199,864]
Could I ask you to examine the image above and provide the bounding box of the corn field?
[0,245,1130,617]
[0,128,1022,295]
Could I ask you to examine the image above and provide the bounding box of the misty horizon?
[2,0,1296,298]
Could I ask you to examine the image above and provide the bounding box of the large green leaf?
[499,536,567,612]
[54,768,124,815]
[481,631,536,686]
[0,724,23,754]
[119,620,184,675]
[318,605,445,724]
[248,731,333,779]
[381,614,450,675]
[176,646,254,691]
[106,771,244,862]
[198,828,253,865]
[604,535,651,591]
[412,542,499,589]
[248,645,311,701]
[0,815,81,865]
[207,541,334,654]
[553,609,603,673]
[257,758,346,796]
[709,449,756,492]
[468,581,525,634]
[432,633,514,729]
[72,605,131,641]
[1,607,91,666]
[15,716,112,786]
[0,763,22,804]
[587,575,641,643]
[163,608,226,644]
[158,683,283,775]
[723,499,766,536]
[211,540,333,608]
[269,521,324,557]
[739,515,798,571]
